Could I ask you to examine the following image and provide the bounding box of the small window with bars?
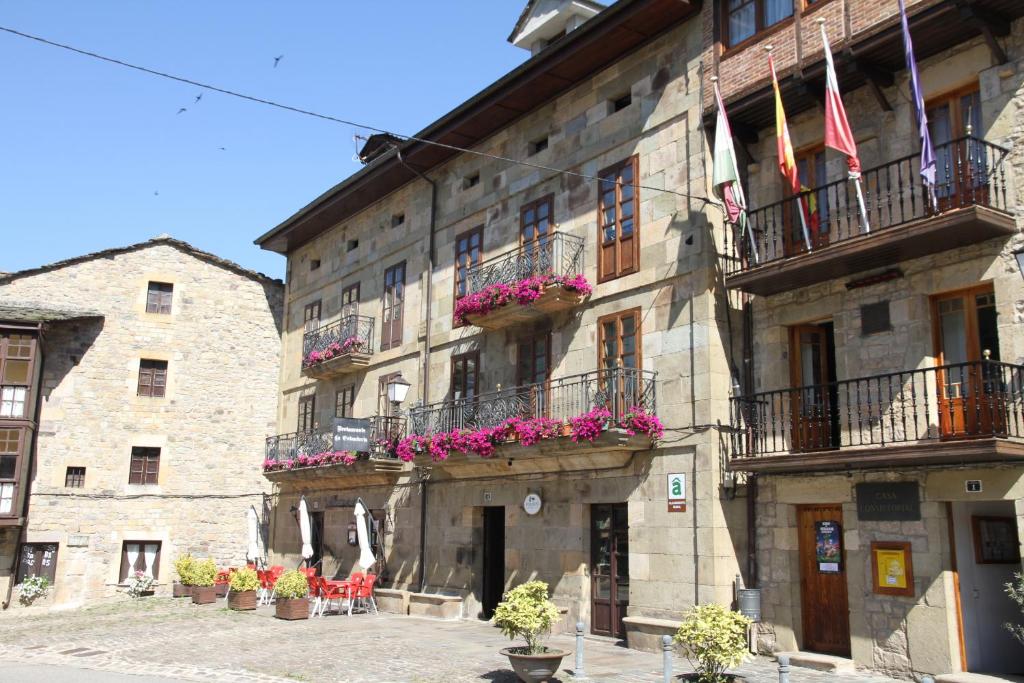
[65,466,86,488]
[137,360,168,398]
[129,447,160,485]
[146,282,173,314]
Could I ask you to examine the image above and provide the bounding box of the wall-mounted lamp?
[347,521,359,546]
[1014,250,1024,279]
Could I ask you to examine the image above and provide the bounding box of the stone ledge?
[776,652,856,673]
[408,592,463,620]
[623,616,681,653]
[374,588,410,615]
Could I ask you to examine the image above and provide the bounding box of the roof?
[0,236,283,287]
[507,0,608,44]
[0,305,103,325]
[255,0,701,255]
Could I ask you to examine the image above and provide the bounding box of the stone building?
[0,237,283,607]
[256,0,747,647]
[706,0,1024,677]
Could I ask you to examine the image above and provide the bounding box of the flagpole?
[711,75,758,264]
[852,173,870,233]
[767,45,813,252]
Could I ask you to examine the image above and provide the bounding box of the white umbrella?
[298,496,313,560]
[354,497,376,571]
[246,505,261,564]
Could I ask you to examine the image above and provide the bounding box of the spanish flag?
[769,54,801,197]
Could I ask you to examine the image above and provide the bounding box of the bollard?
[574,621,586,679]
[662,634,673,683]
[778,654,790,683]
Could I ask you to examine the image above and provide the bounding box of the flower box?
[275,597,310,620]
[214,583,229,598]
[227,590,258,611]
[191,586,217,604]
[172,582,192,598]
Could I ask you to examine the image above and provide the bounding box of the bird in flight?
[218,147,227,151]
[176,107,187,115]
[273,55,284,68]
[194,93,203,103]
[153,191,159,196]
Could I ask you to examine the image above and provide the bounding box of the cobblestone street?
[0,599,905,683]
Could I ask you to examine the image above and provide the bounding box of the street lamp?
[1014,249,1024,280]
[387,374,411,407]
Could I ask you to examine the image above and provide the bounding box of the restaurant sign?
[333,417,373,453]
[856,482,920,521]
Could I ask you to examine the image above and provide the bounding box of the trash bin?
[737,588,761,622]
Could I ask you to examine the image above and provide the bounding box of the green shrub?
[674,603,752,683]
[173,554,196,586]
[190,559,217,588]
[1006,571,1024,646]
[492,580,561,655]
[274,569,309,600]
[229,567,260,593]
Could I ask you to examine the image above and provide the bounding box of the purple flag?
[898,0,936,187]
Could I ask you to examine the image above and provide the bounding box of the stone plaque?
[332,417,373,453]
[856,482,920,521]
[67,534,90,547]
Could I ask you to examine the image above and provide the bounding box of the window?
[298,395,316,432]
[454,227,484,302]
[1,333,33,418]
[310,259,321,271]
[65,466,85,488]
[612,92,632,112]
[119,541,161,581]
[146,282,173,314]
[341,283,361,318]
[17,543,58,584]
[451,352,481,402]
[463,173,480,190]
[598,156,639,282]
[129,447,160,485]
[303,300,322,333]
[724,0,793,47]
[927,85,983,203]
[785,146,830,253]
[516,334,551,387]
[0,428,20,515]
[137,359,168,398]
[521,196,553,250]
[381,262,405,351]
[529,136,549,155]
[346,239,359,252]
[391,213,405,228]
[335,386,355,419]
[598,309,642,371]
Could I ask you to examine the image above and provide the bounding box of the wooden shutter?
[129,447,160,485]
[137,360,167,398]
[17,543,58,584]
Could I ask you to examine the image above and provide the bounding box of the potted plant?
[172,554,194,598]
[126,570,155,598]
[190,558,218,605]
[227,567,260,611]
[674,603,752,683]
[16,575,50,606]
[493,580,569,683]
[273,569,311,620]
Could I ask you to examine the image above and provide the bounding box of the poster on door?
[815,520,842,573]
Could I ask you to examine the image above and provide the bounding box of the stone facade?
[0,238,283,606]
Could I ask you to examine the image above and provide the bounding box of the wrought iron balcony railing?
[725,136,1010,274]
[302,314,375,367]
[730,360,1024,459]
[409,367,656,436]
[465,232,585,296]
[265,415,406,464]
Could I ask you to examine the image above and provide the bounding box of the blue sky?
[0,1,528,279]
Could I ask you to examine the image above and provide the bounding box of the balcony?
[408,367,658,477]
[458,232,588,331]
[725,137,1014,296]
[301,315,374,379]
[263,415,408,484]
[729,360,1024,473]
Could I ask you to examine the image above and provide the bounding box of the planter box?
[501,647,570,683]
[191,586,217,604]
[214,584,229,598]
[275,597,310,620]
[172,583,191,598]
[227,590,258,611]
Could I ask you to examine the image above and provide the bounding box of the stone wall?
[0,241,283,605]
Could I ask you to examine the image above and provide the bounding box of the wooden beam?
[956,2,1009,64]
[842,48,893,112]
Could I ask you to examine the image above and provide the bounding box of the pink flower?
[454,273,591,324]
[569,406,612,443]
[620,406,665,441]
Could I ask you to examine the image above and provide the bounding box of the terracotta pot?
[191,586,217,604]
[275,597,310,620]
[214,583,229,598]
[172,582,192,598]
[500,647,570,683]
[227,590,258,611]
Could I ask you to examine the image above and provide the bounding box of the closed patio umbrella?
[298,496,314,561]
[246,505,261,565]
[354,497,376,571]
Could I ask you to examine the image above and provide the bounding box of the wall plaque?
[333,417,373,453]
[855,482,920,521]
[667,473,687,512]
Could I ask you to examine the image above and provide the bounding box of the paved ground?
[0,598,903,683]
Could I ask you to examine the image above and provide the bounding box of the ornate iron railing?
[302,315,375,367]
[265,415,407,463]
[725,136,1010,274]
[409,367,656,436]
[465,232,585,295]
[730,360,1024,459]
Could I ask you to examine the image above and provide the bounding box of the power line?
[0,24,718,208]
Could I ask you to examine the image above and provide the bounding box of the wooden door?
[789,325,833,451]
[516,333,551,418]
[597,157,639,282]
[784,148,830,256]
[797,504,850,657]
[297,395,316,433]
[303,300,321,333]
[341,283,360,318]
[591,503,629,638]
[932,285,1004,438]
[381,262,405,351]
[927,86,985,210]
[520,197,553,278]
[598,309,642,414]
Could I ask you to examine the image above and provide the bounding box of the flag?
[898,0,935,187]
[712,81,747,225]
[820,24,861,175]
[769,55,801,196]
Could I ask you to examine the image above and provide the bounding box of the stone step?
[936,674,1024,683]
[776,652,857,674]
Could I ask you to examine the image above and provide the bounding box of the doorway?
[789,323,839,452]
[591,503,629,638]
[951,501,1024,673]
[481,506,505,619]
[309,511,324,574]
[796,504,851,657]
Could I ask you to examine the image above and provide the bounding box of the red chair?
[304,572,320,615]
[317,577,356,617]
[355,573,378,615]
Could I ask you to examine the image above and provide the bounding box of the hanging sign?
[815,520,842,573]
[333,417,373,452]
[667,473,687,512]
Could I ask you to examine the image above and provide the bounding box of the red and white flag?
[821,23,861,175]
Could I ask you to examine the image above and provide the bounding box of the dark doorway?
[481,506,505,619]
[591,503,629,638]
[309,511,324,574]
